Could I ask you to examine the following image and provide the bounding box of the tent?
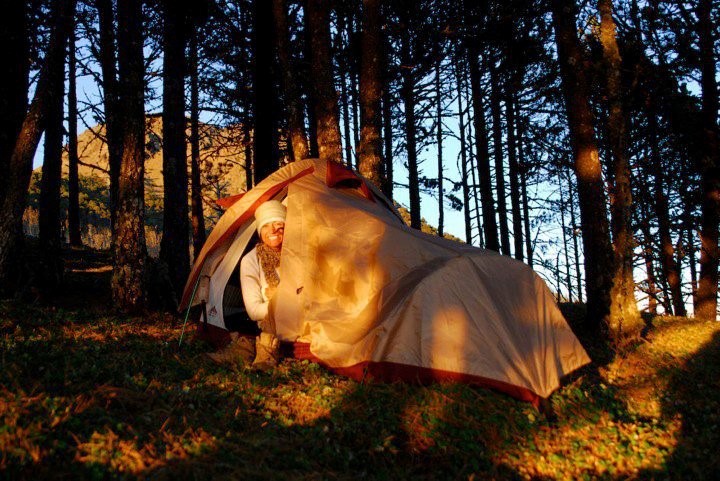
[180,158,591,405]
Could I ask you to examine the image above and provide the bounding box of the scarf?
[256,242,281,289]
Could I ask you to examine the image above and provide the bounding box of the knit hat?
[255,200,287,234]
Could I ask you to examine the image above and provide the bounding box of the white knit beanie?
[255,200,287,234]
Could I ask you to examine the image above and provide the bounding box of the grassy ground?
[1,252,719,480]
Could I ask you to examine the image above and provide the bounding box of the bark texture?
[599,0,642,338]
[273,0,309,161]
[67,25,82,247]
[307,0,343,163]
[160,0,190,303]
[253,0,280,182]
[189,32,206,261]
[696,0,720,320]
[112,0,147,311]
[357,0,384,188]
[552,0,613,333]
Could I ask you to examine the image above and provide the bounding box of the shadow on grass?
[647,330,720,480]
[0,309,533,480]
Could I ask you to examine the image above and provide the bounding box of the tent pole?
[178,274,203,348]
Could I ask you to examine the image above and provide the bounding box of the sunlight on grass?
[1,302,719,479]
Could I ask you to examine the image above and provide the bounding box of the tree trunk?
[381,56,393,199]
[189,32,205,261]
[0,0,29,188]
[253,0,280,182]
[96,0,123,238]
[0,0,74,296]
[67,24,82,247]
[648,104,684,316]
[567,172,583,303]
[435,60,444,237]
[516,106,533,265]
[552,0,613,333]
[400,26,421,230]
[339,45,353,165]
[112,0,146,312]
[506,89,523,261]
[559,171,573,301]
[272,0,309,161]
[358,0,383,188]
[489,60,509,254]
[456,69,472,244]
[639,205,658,315]
[687,212,699,311]
[599,0,642,336]
[38,23,67,290]
[696,0,720,320]
[306,0,343,163]
[467,46,499,251]
[160,1,190,303]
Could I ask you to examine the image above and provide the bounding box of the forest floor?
[1,246,719,480]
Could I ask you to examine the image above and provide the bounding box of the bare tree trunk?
[506,89,523,261]
[552,0,613,334]
[599,0,641,337]
[455,64,472,244]
[567,172,583,303]
[189,32,205,261]
[112,0,146,312]
[358,0,383,188]
[559,172,573,301]
[272,0,309,161]
[96,0,122,237]
[435,60,444,237]
[467,46,499,251]
[0,0,74,296]
[67,25,82,247]
[0,0,29,189]
[253,0,280,182]
[350,58,361,170]
[39,23,67,290]
[160,1,190,303]
[645,94,684,315]
[381,56,393,199]
[489,60,509,254]
[696,0,720,320]
[687,213,699,311]
[339,50,353,165]
[516,106,533,265]
[307,0,343,163]
[639,206,658,315]
[400,26,421,230]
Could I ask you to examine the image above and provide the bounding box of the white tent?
[180,159,591,404]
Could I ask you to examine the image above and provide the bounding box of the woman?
[207,200,285,368]
[239,200,286,369]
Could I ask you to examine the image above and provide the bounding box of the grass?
[1,254,719,479]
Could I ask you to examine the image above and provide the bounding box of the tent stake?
[178,274,202,348]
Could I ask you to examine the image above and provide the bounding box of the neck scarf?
[256,242,281,288]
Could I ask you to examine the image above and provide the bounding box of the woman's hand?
[264,286,277,300]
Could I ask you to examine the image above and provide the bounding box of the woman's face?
[260,221,285,250]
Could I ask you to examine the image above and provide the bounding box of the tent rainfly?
[180,158,591,406]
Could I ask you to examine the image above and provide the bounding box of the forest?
[1,0,720,479]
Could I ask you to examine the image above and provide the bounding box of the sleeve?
[240,249,269,321]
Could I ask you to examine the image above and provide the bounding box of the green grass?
[1,300,718,480]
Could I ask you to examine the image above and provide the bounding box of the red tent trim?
[325,160,375,203]
[290,342,541,407]
[216,192,246,209]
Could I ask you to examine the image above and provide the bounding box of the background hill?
[24,115,248,254]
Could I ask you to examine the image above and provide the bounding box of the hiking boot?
[206,335,256,365]
[252,332,280,371]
